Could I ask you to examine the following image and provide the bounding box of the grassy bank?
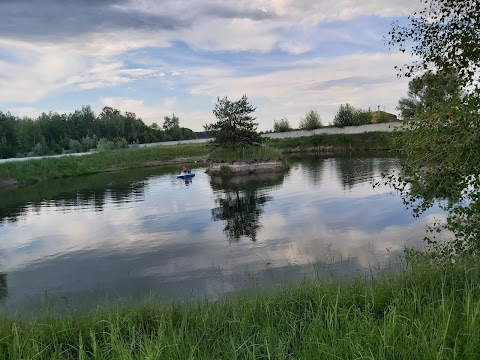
[266,131,398,152]
[0,144,209,184]
[0,133,398,185]
[1,258,479,359]
[208,146,282,162]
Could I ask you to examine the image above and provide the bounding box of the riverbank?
[0,144,210,187]
[266,131,398,153]
[206,146,286,175]
[1,257,478,359]
[0,132,397,187]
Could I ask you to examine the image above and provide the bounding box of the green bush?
[375,111,391,123]
[333,103,356,127]
[354,110,373,125]
[80,135,98,151]
[273,117,292,132]
[299,110,322,130]
[69,139,83,153]
[96,138,115,152]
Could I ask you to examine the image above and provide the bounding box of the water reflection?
[0,167,182,225]
[289,155,326,187]
[210,172,286,242]
[0,154,442,315]
[331,153,401,189]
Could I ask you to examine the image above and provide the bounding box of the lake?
[0,154,443,314]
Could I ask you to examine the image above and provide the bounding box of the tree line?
[0,106,196,159]
[271,106,391,133]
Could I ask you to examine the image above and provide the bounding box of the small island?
[203,94,287,175]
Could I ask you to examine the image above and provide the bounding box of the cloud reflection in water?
[0,154,444,313]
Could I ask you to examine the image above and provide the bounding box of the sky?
[0,0,422,131]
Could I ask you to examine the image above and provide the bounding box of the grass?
[1,257,480,359]
[266,132,399,151]
[0,144,209,183]
[0,133,399,185]
[208,146,283,162]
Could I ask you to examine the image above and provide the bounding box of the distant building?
[371,111,398,123]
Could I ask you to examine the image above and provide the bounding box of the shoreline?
[1,258,478,358]
[206,159,286,175]
[0,132,396,189]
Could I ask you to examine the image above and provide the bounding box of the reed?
[1,258,479,359]
[0,144,209,183]
[208,146,283,162]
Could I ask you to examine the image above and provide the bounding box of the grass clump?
[219,165,233,173]
[209,146,282,162]
[0,144,209,184]
[2,258,480,359]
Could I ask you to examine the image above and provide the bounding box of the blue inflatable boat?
[176,173,195,179]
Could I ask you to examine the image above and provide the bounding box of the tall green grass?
[1,258,480,359]
[0,134,399,185]
[209,146,283,162]
[0,144,209,183]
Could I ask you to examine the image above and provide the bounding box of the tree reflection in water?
[210,171,286,242]
[0,167,163,224]
[212,190,271,241]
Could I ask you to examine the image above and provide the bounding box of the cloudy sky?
[0,0,421,131]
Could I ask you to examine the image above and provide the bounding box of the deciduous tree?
[387,0,480,256]
[273,117,292,132]
[299,110,322,130]
[397,71,461,120]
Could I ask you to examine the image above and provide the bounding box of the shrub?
[333,103,357,127]
[354,110,373,126]
[69,139,83,153]
[96,138,115,152]
[273,117,292,132]
[374,111,391,123]
[80,135,98,151]
[299,110,322,130]
[114,137,128,149]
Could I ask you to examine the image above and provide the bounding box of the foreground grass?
[208,146,283,162]
[0,144,209,183]
[266,131,398,151]
[1,258,480,359]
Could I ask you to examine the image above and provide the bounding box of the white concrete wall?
[263,122,400,139]
[0,122,400,163]
[0,151,96,164]
[132,137,212,148]
[131,122,400,148]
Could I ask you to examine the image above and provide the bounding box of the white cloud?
[189,52,411,127]
[0,1,420,130]
[99,96,213,129]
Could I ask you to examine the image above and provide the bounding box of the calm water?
[0,154,443,314]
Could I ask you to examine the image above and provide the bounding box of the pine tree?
[205,95,263,149]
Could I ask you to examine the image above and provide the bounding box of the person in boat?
[182,164,191,174]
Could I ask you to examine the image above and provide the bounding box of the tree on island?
[204,95,263,149]
[387,0,480,256]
